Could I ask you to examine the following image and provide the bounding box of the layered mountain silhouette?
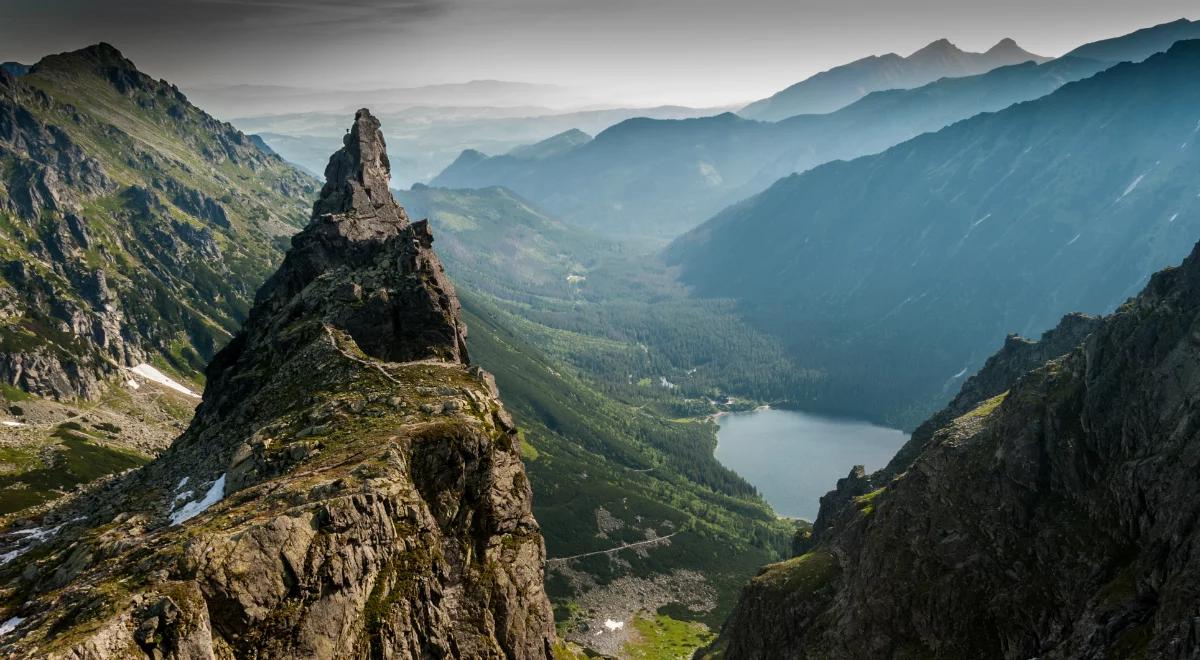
[433,20,1197,239]
[740,37,1048,122]
[666,39,1200,426]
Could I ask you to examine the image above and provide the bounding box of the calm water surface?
[715,408,909,521]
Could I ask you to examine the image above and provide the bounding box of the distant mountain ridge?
[183,78,590,118]
[432,18,1198,239]
[1065,17,1200,63]
[739,37,1048,121]
[0,62,28,77]
[666,39,1200,426]
[432,55,1105,238]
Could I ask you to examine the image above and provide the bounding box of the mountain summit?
[0,109,556,658]
[740,37,1048,120]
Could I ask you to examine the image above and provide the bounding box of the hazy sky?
[0,0,1196,106]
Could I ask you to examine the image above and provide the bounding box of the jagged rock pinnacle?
[312,108,408,233]
[221,108,468,404]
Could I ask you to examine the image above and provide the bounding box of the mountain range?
[666,38,1200,427]
[182,79,594,119]
[240,104,725,187]
[433,19,1200,239]
[739,37,1048,121]
[5,13,1200,660]
[0,44,799,655]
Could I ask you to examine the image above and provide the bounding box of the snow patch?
[603,619,624,631]
[0,616,22,636]
[698,161,723,186]
[659,376,676,389]
[130,364,199,398]
[0,523,66,565]
[125,379,140,390]
[1118,174,1145,201]
[0,420,25,428]
[169,474,226,525]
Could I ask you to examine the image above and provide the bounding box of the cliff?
[708,239,1200,658]
[0,109,556,659]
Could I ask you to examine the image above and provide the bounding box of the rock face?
[0,109,556,659]
[0,43,315,401]
[704,240,1200,658]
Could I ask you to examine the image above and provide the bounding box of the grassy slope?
[405,185,802,648]
[0,46,316,513]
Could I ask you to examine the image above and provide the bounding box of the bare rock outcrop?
[0,109,556,659]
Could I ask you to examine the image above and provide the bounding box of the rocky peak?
[909,38,963,58]
[31,42,137,77]
[312,108,407,228]
[242,108,468,375]
[986,37,1021,53]
[0,110,555,659]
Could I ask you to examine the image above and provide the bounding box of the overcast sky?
[0,0,1196,106]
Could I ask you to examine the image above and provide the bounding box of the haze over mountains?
[433,19,1200,239]
[668,38,1200,426]
[739,37,1048,121]
[0,42,799,655]
[5,9,1200,660]
[238,104,726,186]
[184,79,595,119]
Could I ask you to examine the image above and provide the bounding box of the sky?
[0,0,1196,107]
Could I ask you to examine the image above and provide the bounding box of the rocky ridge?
[0,43,315,401]
[705,238,1200,658]
[0,109,556,659]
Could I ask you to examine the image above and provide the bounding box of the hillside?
[740,37,1047,121]
[0,43,316,510]
[667,39,1200,427]
[0,43,801,653]
[0,108,558,659]
[704,232,1200,660]
[396,183,812,651]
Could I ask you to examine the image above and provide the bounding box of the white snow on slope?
[170,473,226,525]
[0,523,66,565]
[0,420,25,428]
[0,617,22,636]
[130,364,199,398]
[603,619,624,631]
[1118,174,1145,201]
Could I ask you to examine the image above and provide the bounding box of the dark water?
[715,408,909,521]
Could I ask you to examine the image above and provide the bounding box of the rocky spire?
[0,109,554,659]
[312,108,408,231]
[236,108,469,382]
